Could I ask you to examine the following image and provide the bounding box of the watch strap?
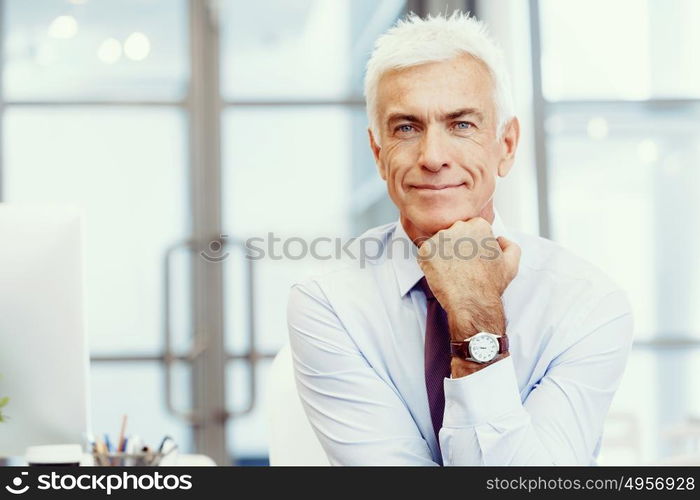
[450,333,509,360]
[499,334,509,353]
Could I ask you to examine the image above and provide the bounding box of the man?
[287,12,633,465]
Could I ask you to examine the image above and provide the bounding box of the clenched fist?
[416,217,521,341]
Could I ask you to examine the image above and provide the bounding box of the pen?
[120,437,129,466]
[117,415,128,453]
[104,434,113,465]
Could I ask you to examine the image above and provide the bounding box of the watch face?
[468,333,499,363]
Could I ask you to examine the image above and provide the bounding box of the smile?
[411,183,466,191]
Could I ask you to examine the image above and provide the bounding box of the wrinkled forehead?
[375,54,496,125]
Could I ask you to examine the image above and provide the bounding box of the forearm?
[440,357,571,466]
[441,414,561,465]
[447,295,507,378]
[439,303,634,466]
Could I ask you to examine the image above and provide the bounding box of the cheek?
[382,145,417,191]
[460,142,499,181]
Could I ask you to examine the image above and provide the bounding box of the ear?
[368,128,387,180]
[497,117,520,177]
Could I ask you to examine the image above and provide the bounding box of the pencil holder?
[92,451,167,467]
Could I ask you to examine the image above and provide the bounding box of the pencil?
[117,414,128,452]
[94,437,108,466]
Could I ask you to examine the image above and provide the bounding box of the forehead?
[376,54,495,120]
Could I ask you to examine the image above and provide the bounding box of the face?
[369,54,520,241]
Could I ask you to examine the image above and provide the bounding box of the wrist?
[449,330,510,377]
[451,352,509,378]
[446,295,505,341]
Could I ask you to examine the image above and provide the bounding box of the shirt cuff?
[442,356,522,427]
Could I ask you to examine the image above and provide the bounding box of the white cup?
[25,444,83,466]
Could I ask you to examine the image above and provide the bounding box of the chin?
[406,206,475,237]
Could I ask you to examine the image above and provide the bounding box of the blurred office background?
[1,0,699,465]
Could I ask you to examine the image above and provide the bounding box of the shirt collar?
[391,211,511,298]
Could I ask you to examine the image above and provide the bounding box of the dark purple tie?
[417,277,451,454]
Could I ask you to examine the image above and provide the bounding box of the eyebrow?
[385,107,485,127]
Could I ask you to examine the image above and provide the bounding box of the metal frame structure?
[407,0,474,17]
[186,0,227,465]
[527,0,551,238]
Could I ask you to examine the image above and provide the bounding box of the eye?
[454,121,474,130]
[393,123,419,138]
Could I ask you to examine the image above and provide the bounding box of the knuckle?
[472,217,488,229]
[417,239,434,257]
[447,222,464,235]
[510,242,522,255]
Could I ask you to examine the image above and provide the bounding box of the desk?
[79,453,216,466]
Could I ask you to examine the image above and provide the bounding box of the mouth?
[411,182,466,191]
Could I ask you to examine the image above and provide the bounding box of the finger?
[497,236,521,269]
[497,236,520,258]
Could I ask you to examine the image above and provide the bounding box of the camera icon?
[200,234,230,263]
[5,471,29,495]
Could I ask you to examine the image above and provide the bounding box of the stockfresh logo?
[5,471,29,495]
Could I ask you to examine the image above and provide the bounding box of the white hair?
[364,11,514,143]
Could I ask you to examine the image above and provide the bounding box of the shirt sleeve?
[440,289,634,465]
[287,281,438,465]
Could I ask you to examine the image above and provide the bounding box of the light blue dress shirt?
[287,215,634,465]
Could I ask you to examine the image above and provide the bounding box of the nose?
[417,127,450,173]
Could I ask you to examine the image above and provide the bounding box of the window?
[535,0,700,463]
[2,0,193,453]
[218,0,406,462]
[0,0,407,464]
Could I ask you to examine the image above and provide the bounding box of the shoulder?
[510,229,633,342]
[513,229,625,298]
[287,221,398,312]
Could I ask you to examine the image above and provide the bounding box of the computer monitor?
[0,204,90,458]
